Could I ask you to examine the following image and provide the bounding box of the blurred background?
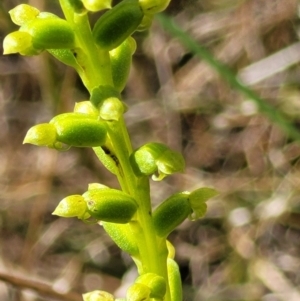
[1,0,300,300]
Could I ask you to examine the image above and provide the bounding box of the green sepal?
[23,123,57,147]
[99,97,127,121]
[126,283,151,301]
[3,31,39,55]
[131,143,161,176]
[188,187,218,220]
[137,14,153,31]
[102,222,139,256]
[9,4,40,26]
[130,142,185,181]
[154,148,185,181]
[139,0,171,14]
[90,85,121,108]
[135,273,166,299]
[74,101,99,118]
[83,290,115,301]
[88,183,109,190]
[90,86,126,120]
[35,12,58,19]
[83,188,138,223]
[52,195,90,220]
[82,0,112,12]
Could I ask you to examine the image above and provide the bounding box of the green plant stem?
[156,13,300,142]
[59,0,113,91]
[105,119,172,301]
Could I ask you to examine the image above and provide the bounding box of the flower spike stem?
[4,1,218,301]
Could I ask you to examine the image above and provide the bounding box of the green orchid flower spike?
[3,0,219,300]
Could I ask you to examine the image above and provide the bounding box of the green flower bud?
[92,0,144,51]
[188,187,218,220]
[167,258,182,301]
[50,113,107,147]
[99,97,126,121]
[82,0,112,12]
[74,101,99,118]
[23,123,57,147]
[153,192,191,237]
[83,290,115,301]
[89,86,127,120]
[130,143,185,181]
[139,0,170,14]
[152,187,217,236]
[3,31,39,55]
[90,85,121,108]
[9,4,40,26]
[109,37,136,92]
[126,283,151,301]
[83,188,138,223]
[20,16,75,50]
[136,273,166,299]
[52,195,90,220]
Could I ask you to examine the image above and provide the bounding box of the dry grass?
[1,0,300,300]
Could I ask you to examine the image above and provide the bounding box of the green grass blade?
[156,14,300,141]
